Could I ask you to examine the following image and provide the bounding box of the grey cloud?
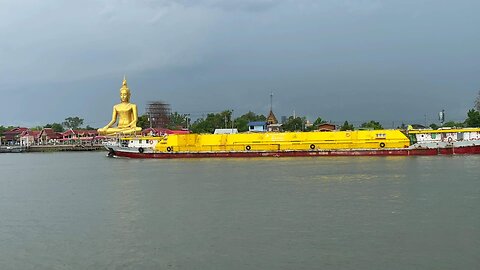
[1,0,479,127]
[127,0,286,12]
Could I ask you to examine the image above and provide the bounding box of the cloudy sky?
[1,0,479,128]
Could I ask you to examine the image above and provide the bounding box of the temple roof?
[267,109,278,124]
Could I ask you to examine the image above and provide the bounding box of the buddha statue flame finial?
[120,75,130,94]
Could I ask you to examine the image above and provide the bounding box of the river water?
[0,152,479,270]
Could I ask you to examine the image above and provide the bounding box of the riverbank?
[0,145,105,153]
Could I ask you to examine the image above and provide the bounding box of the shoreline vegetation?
[0,144,105,153]
[2,103,480,153]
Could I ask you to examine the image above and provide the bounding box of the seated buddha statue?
[98,76,142,136]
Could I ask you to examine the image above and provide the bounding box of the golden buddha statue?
[98,76,142,136]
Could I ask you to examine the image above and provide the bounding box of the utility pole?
[270,92,273,112]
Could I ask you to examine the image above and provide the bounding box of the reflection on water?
[0,153,479,269]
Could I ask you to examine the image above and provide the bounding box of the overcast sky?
[1,0,479,128]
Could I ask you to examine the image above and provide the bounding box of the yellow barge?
[105,128,480,158]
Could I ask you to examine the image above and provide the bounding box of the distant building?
[214,129,238,134]
[60,129,99,144]
[281,116,287,124]
[267,124,282,132]
[19,130,40,146]
[38,128,62,145]
[248,121,267,132]
[318,123,336,131]
[3,127,28,145]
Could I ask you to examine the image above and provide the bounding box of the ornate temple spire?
[267,91,278,124]
[267,109,278,125]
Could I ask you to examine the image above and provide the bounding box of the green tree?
[137,114,150,129]
[340,121,354,131]
[167,112,189,130]
[313,117,324,127]
[234,111,266,132]
[443,121,464,128]
[304,116,326,131]
[465,109,480,127]
[191,110,233,134]
[85,125,96,130]
[282,116,305,131]
[360,120,383,130]
[44,123,65,132]
[0,126,12,136]
[62,116,84,129]
[429,123,439,130]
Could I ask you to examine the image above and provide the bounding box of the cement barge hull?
[108,145,480,159]
[105,128,480,159]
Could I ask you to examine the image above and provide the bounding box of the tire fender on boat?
[245,145,251,151]
[166,146,172,152]
[379,142,386,148]
[138,147,144,153]
[448,137,453,143]
[310,144,315,150]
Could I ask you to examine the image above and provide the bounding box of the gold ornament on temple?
[98,76,142,135]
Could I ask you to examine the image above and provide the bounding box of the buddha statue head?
[120,76,131,103]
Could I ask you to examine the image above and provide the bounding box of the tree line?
[2,91,480,136]
[0,116,93,135]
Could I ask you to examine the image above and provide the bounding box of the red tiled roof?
[20,130,41,137]
[39,128,62,139]
[3,127,28,135]
[62,129,98,136]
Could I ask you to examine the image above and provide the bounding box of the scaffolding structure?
[146,101,171,128]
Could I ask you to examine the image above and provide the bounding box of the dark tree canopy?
[360,120,383,130]
[137,114,150,129]
[62,116,84,130]
[190,110,233,134]
[45,123,65,132]
[234,111,266,132]
[442,121,464,128]
[167,112,189,130]
[465,109,480,127]
[282,116,305,131]
[340,121,354,131]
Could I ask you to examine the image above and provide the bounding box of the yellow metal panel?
[153,130,410,153]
